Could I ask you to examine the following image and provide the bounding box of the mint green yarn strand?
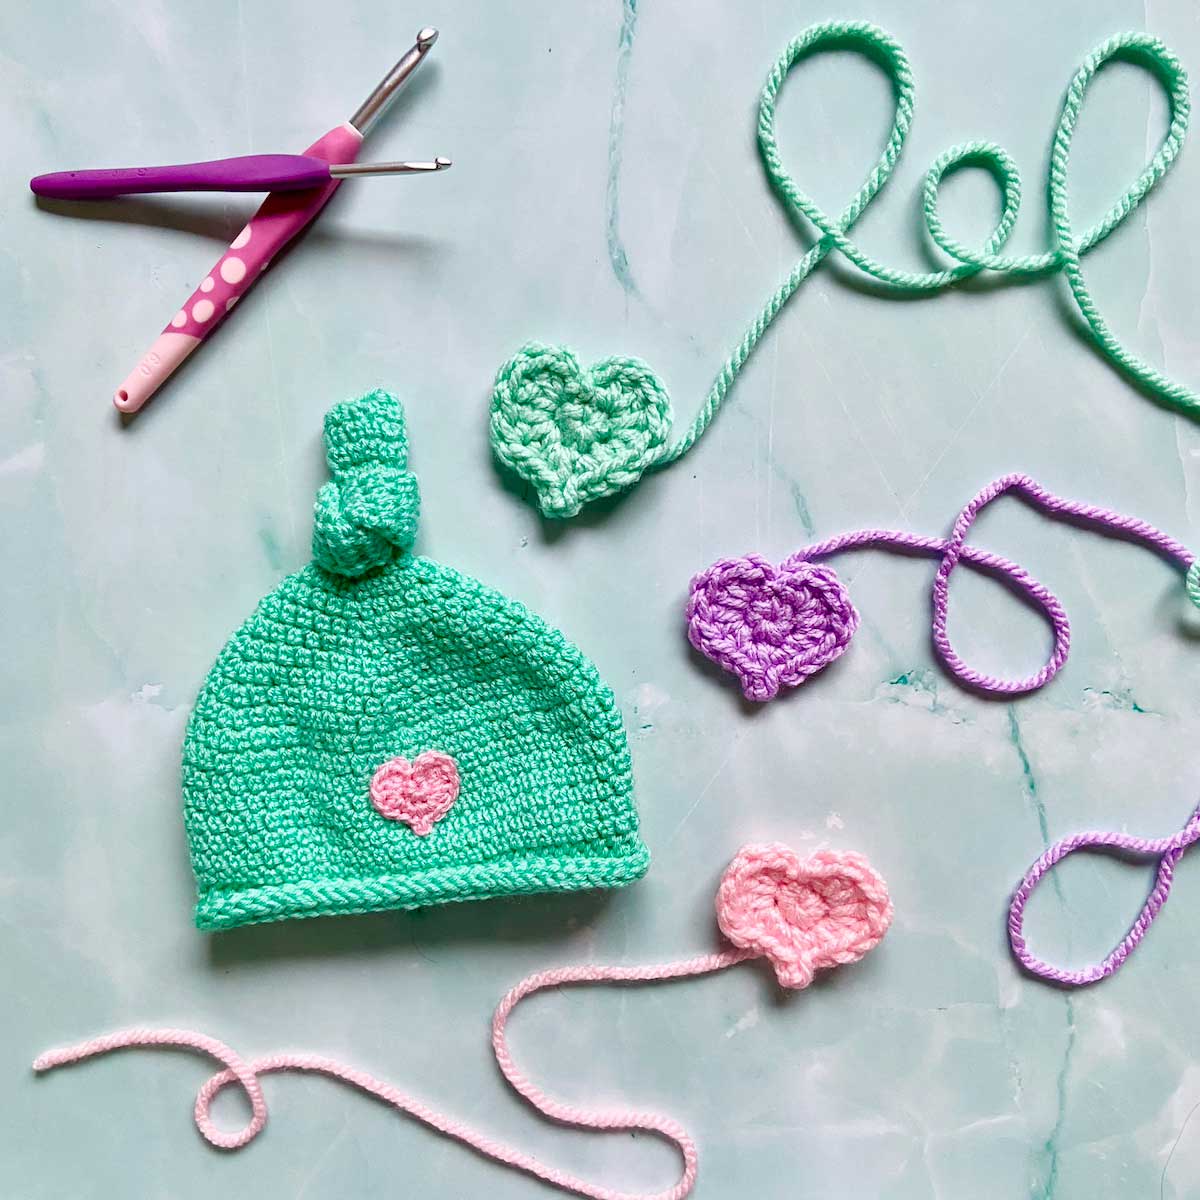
[1047,35,1196,415]
[489,23,1198,521]
[1188,562,1200,610]
[658,22,915,465]
[658,23,1197,467]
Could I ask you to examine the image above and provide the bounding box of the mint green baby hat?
[182,390,649,931]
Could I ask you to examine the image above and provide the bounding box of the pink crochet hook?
[107,27,445,415]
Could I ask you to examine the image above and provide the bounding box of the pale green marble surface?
[4,1,1200,1196]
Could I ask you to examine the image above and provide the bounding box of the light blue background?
[4,1,1200,1196]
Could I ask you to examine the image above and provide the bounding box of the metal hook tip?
[349,27,441,134]
[435,156,452,169]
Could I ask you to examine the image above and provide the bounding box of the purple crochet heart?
[687,555,859,701]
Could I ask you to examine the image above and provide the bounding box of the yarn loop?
[312,389,420,577]
[492,23,1196,519]
[1009,802,1200,986]
[690,474,1197,700]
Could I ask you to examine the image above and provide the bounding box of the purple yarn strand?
[1009,803,1200,985]
[799,474,1198,984]
[791,473,1195,695]
[787,528,1071,694]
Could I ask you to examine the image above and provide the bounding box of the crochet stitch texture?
[183,390,649,931]
[490,23,1197,520]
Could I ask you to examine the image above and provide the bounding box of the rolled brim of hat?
[183,556,650,932]
[193,851,651,931]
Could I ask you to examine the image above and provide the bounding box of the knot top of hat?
[490,23,1198,521]
[688,474,1198,701]
[312,389,421,577]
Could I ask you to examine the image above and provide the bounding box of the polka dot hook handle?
[111,27,443,414]
[112,122,365,414]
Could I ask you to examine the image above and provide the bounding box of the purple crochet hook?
[30,154,451,200]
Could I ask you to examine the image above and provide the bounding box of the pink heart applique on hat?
[370,751,461,836]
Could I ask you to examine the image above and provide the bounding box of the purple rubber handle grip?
[30,154,333,199]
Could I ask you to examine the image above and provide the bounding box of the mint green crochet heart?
[490,342,674,519]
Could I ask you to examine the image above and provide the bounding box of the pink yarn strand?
[33,1027,268,1149]
[33,952,749,1200]
[33,845,895,1190]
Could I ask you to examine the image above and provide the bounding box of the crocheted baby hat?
[182,390,649,931]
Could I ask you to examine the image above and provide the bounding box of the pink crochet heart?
[369,751,461,836]
[716,843,892,988]
[686,555,859,701]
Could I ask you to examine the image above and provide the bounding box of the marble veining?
[4,1,1200,1197]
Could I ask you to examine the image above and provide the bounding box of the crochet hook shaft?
[111,26,443,415]
[31,156,451,200]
